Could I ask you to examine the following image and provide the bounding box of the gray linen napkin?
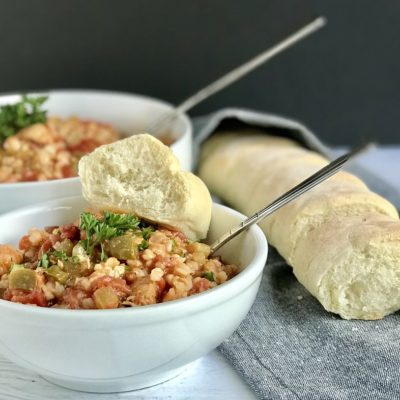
[193,108,400,400]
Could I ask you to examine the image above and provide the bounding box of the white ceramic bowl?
[0,197,268,393]
[0,90,192,214]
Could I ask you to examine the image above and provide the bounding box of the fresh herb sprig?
[141,226,154,240]
[37,253,49,268]
[138,226,154,251]
[52,250,69,261]
[0,95,48,145]
[79,211,141,260]
[103,212,140,233]
[37,250,79,268]
[51,250,79,264]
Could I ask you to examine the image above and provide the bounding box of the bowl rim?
[0,197,268,319]
[0,88,192,189]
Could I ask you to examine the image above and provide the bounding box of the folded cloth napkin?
[193,108,400,400]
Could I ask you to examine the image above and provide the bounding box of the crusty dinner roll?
[79,134,212,241]
[198,131,400,320]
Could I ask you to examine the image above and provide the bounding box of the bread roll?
[198,132,301,208]
[198,132,400,319]
[79,134,212,241]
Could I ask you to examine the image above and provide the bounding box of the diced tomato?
[156,278,166,300]
[59,224,80,240]
[91,276,131,295]
[171,231,187,242]
[61,165,75,178]
[39,238,54,255]
[61,288,89,309]
[189,278,211,295]
[151,256,177,272]
[69,139,100,154]
[19,235,31,250]
[124,272,135,284]
[3,289,48,307]
[21,170,38,182]
[157,278,166,293]
[50,234,62,245]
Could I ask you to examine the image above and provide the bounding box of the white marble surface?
[0,351,256,400]
[0,147,398,400]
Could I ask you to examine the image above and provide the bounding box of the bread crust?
[199,132,400,319]
[292,214,400,320]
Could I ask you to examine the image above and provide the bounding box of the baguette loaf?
[292,214,400,320]
[198,132,400,319]
[79,134,212,241]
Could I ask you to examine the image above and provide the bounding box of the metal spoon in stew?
[208,144,372,255]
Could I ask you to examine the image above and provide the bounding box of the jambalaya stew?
[0,95,173,183]
[0,211,237,309]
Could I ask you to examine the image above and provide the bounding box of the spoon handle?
[148,17,326,134]
[209,144,372,255]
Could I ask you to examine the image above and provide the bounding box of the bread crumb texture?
[79,134,212,241]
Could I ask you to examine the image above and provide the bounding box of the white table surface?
[0,146,398,400]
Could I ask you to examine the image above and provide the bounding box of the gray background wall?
[0,0,398,145]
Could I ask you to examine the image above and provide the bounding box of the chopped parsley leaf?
[202,271,215,281]
[37,253,49,268]
[103,212,140,234]
[141,226,154,240]
[79,211,142,259]
[137,226,154,252]
[71,255,80,264]
[52,250,68,261]
[138,239,149,252]
[79,212,116,256]
[51,250,79,264]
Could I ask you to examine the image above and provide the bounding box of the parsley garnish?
[51,250,79,264]
[103,212,140,233]
[138,226,153,252]
[138,226,155,252]
[0,95,48,145]
[141,226,154,240]
[79,211,141,260]
[138,240,149,252]
[202,271,215,281]
[52,250,68,261]
[37,253,49,268]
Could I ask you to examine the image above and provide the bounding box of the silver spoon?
[209,144,372,255]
